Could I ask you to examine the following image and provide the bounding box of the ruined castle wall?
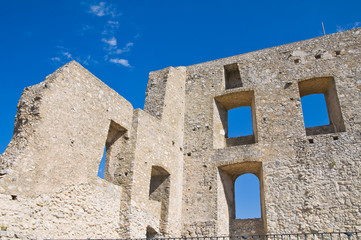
[0,61,134,196]
[0,28,360,240]
[144,67,172,119]
[0,62,187,239]
[0,61,135,239]
[0,180,122,239]
[181,28,361,236]
[119,67,186,238]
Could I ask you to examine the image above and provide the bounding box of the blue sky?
[1,0,360,219]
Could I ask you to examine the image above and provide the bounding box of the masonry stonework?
[0,28,360,239]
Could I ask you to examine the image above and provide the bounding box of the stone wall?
[0,28,360,239]
[0,61,133,196]
[181,27,361,235]
[0,179,121,239]
[230,219,264,236]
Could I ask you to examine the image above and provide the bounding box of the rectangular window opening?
[298,77,345,136]
[97,120,128,183]
[97,147,106,179]
[149,166,170,233]
[149,166,170,199]
[224,63,242,89]
[227,106,254,146]
[301,94,330,127]
[213,91,257,148]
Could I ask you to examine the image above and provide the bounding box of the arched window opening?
[234,173,261,219]
[149,166,170,199]
[218,162,265,235]
[146,226,157,239]
[149,166,170,232]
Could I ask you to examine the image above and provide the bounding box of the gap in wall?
[300,94,330,128]
[298,77,345,136]
[235,173,261,219]
[228,106,253,138]
[224,63,242,89]
[97,147,106,179]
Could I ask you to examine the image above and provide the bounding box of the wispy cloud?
[114,42,133,54]
[63,51,72,59]
[336,22,361,32]
[109,58,131,67]
[102,39,134,58]
[75,55,96,66]
[107,20,119,27]
[51,46,95,66]
[102,37,117,47]
[88,1,120,18]
[82,1,135,68]
[78,24,94,36]
[50,49,73,64]
[102,20,119,35]
[51,57,61,62]
[82,24,92,31]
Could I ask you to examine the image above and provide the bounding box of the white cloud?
[107,20,119,27]
[51,57,61,62]
[82,2,135,67]
[109,58,131,67]
[88,2,120,18]
[101,21,120,36]
[336,26,345,33]
[63,51,72,59]
[89,2,107,16]
[82,24,93,31]
[50,48,78,64]
[78,24,94,36]
[101,29,112,36]
[114,42,133,54]
[336,22,361,32]
[102,37,117,47]
[75,55,96,66]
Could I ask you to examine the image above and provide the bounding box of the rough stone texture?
[0,62,133,195]
[1,28,361,239]
[0,180,121,239]
[230,219,264,236]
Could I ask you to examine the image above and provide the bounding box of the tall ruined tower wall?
[0,28,360,239]
[181,28,361,235]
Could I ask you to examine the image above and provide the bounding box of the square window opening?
[224,63,242,89]
[149,166,170,232]
[298,77,345,136]
[301,94,330,128]
[228,106,253,138]
[213,91,257,148]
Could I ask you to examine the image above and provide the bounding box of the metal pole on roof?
[322,22,326,35]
